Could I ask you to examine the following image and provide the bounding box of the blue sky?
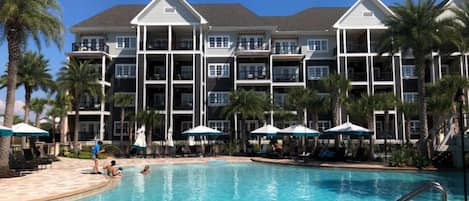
[0,0,430,117]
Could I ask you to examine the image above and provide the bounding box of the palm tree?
[321,73,351,148]
[378,0,453,158]
[399,102,418,144]
[30,98,48,127]
[427,75,469,152]
[348,94,378,158]
[111,93,134,149]
[374,93,398,160]
[48,87,72,143]
[58,59,101,150]
[136,110,163,153]
[286,87,311,124]
[450,2,469,66]
[224,89,269,152]
[47,102,66,144]
[0,0,64,176]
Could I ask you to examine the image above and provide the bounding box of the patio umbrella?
[324,122,373,136]
[12,123,48,137]
[278,125,320,153]
[182,125,224,136]
[277,125,320,137]
[182,126,224,156]
[250,124,280,137]
[133,126,146,150]
[0,125,13,137]
[324,122,374,159]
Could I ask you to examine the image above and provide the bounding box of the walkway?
[0,156,252,201]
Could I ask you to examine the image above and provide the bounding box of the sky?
[0,0,433,118]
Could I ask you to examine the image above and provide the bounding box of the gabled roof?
[193,4,267,27]
[130,0,207,25]
[263,7,348,31]
[333,0,395,28]
[71,5,144,31]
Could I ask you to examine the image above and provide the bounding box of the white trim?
[307,39,329,52]
[307,65,329,80]
[115,64,137,79]
[333,0,395,28]
[207,91,230,107]
[116,36,137,49]
[208,35,230,49]
[208,63,230,78]
[131,0,207,25]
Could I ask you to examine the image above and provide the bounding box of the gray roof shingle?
[71,3,348,32]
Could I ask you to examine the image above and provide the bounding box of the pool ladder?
[397,182,447,201]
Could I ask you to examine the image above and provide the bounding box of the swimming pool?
[82,162,466,201]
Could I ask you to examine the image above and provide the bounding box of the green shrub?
[389,145,430,168]
[102,144,122,157]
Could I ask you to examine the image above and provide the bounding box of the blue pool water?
[82,162,466,201]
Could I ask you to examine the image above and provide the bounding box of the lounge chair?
[9,151,39,174]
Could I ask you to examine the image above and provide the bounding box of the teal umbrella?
[12,123,49,137]
[0,125,13,137]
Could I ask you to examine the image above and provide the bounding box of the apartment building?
[65,0,468,144]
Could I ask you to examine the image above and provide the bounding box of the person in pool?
[92,141,105,174]
[140,165,150,175]
[103,160,122,178]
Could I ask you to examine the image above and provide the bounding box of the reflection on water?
[82,163,466,201]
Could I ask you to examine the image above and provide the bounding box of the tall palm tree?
[0,52,54,124]
[48,87,72,143]
[450,2,469,64]
[30,98,48,127]
[58,59,101,150]
[378,0,453,158]
[321,73,351,148]
[224,89,269,152]
[136,110,163,153]
[111,93,134,148]
[307,91,330,152]
[0,0,64,177]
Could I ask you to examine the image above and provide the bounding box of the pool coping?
[251,158,439,172]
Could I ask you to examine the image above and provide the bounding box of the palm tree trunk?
[332,95,340,149]
[51,120,56,144]
[416,57,430,159]
[312,112,319,153]
[146,130,152,154]
[0,27,21,177]
[384,110,390,161]
[405,116,412,144]
[22,86,33,147]
[368,115,375,160]
[59,117,66,143]
[34,112,41,127]
[73,94,81,152]
[241,119,247,152]
[120,109,124,149]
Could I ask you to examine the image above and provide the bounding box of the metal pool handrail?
[396,181,447,201]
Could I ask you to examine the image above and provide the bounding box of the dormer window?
[363,11,374,17]
[165,7,175,13]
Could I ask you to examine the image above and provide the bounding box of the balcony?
[173,40,193,50]
[79,101,101,111]
[272,45,301,55]
[72,42,109,53]
[348,72,367,82]
[273,73,300,82]
[146,94,165,111]
[146,39,168,50]
[374,72,393,82]
[174,65,193,81]
[238,70,268,80]
[236,42,270,57]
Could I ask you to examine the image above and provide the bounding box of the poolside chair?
[24,148,53,169]
[9,151,39,174]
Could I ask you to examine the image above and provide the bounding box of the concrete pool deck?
[0,156,437,201]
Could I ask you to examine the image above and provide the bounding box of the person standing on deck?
[92,141,105,174]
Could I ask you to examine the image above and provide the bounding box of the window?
[402,65,417,79]
[181,121,192,132]
[273,67,299,82]
[318,121,331,132]
[273,93,287,107]
[114,121,129,136]
[115,64,136,78]
[363,11,374,17]
[208,92,229,106]
[238,36,264,50]
[208,63,230,78]
[208,35,229,48]
[308,39,328,52]
[80,37,105,51]
[239,63,266,80]
[114,93,136,107]
[273,40,298,54]
[307,66,329,80]
[79,122,99,134]
[208,120,230,133]
[164,7,176,13]
[409,120,421,134]
[181,93,193,107]
[153,94,165,107]
[403,92,418,103]
[116,36,136,49]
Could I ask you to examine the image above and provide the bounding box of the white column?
[269,55,274,125]
[168,25,172,51]
[143,26,147,51]
[99,55,106,141]
[169,53,174,140]
[366,29,371,54]
[336,29,341,73]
